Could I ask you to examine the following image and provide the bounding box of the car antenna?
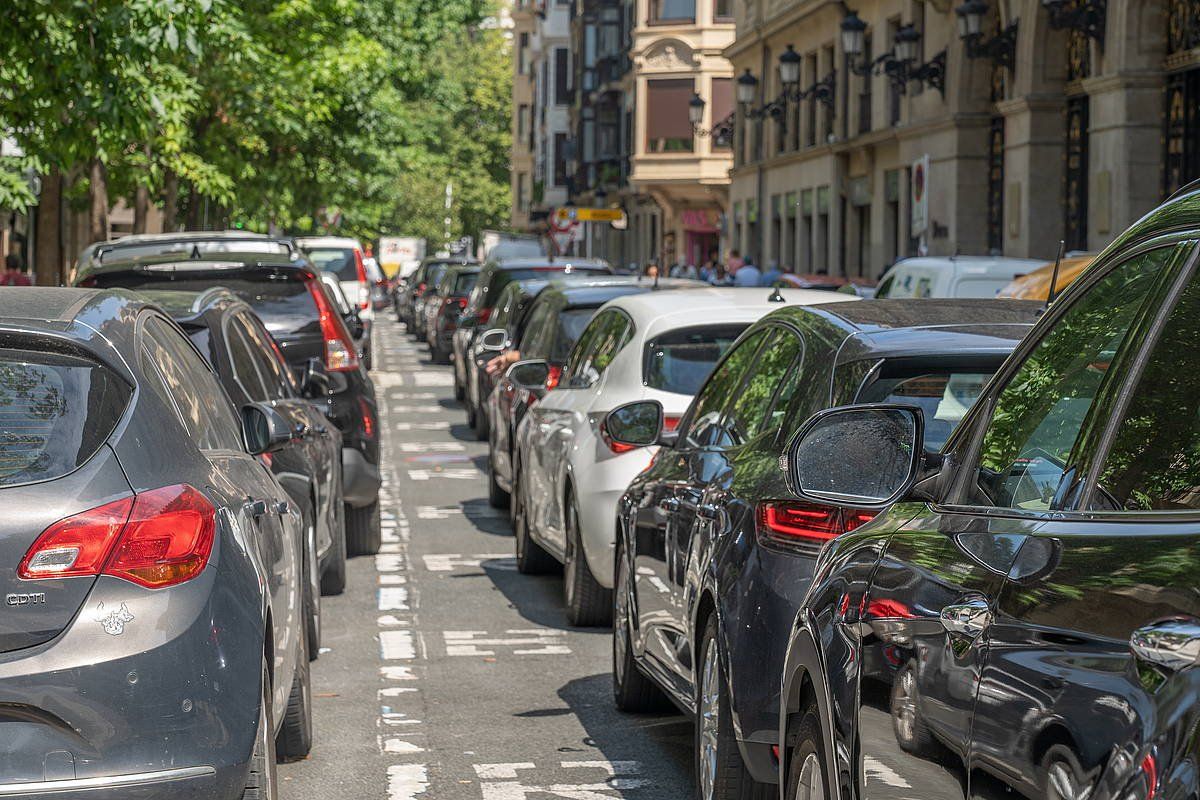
[768,287,785,303]
[1046,239,1066,308]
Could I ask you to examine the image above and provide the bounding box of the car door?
[632,328,769,683]
[955,242,1200,800]
[855,243,1185,800]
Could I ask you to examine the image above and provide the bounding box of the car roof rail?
[1168,177,1200,202]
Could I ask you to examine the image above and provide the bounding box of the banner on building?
[911,154,931,236]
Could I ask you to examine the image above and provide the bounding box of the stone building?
[511,0,539,231]
[727,0,1200,279]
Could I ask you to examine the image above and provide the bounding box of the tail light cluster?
[544,364,563,391]
[600,423,639,455]
[476,307,493,326]
[19,484,217,589]
[359,396,377,441]
[756,501,876,549]
[353,249,369,311]
[307,279,360,372]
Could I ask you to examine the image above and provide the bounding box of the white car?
[875,255,1046,299]
[296,235,375,368]
[510,287,859,625]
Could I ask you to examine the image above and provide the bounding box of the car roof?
[540,276,705,306]
[602,286,856,325]
[483,257,611,271]
[294,235,363,249]
[884,255,1047,276]
[78,253,315,285]
[134,287,244,321]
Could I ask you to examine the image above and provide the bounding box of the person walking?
[1,254,32,286]
[726,249,744,277]
[733,257,761,287]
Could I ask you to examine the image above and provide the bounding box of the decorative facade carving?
[641,39,697,71]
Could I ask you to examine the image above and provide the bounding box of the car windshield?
[0,349,132,487]
[504,266,609,281]
[644,325,748,396]
[858,370,994,451]
[303,247,358,281]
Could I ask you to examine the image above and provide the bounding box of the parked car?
[295,236,375,369]
[395,257,478,329]
[776,182,1200,800]
[773,273,877,296]
[318,270,371,366]
[406,259,466,339]
[484,277,704,507]
[0,287,311,797]
[875,256,1045,299]
[604,298,1040,799]
[141,286,347,654]
[997,253,1097,300]
[425,264,482,364]
[76,252,383,557]
[452,257,613,428]
[508,287,853,626]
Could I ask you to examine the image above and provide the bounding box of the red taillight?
[307,279,360,372]
[545,364,563,391]
[19,484,216,589]
[359,396,376,440]
[664,415,681,431]
[477,307,493,325]
[756,501,877,547]
[353,249,369,310]
[600,421,640,455]
[417,282,427,294]
[456,297,468,310]
[1140,754,1158,800]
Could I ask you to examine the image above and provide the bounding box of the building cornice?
[723,0,842,60]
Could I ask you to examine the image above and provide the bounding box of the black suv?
[775,184,1200,800]
[76,252,383,557]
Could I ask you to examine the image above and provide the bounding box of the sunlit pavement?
[279,316,693,799]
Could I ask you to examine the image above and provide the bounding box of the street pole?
[444,181,453,250]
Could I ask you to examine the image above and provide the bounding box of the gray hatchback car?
[0,288,310,798]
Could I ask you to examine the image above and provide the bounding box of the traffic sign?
[554,207,625,223]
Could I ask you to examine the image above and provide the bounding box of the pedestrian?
[726,249,744,276]
[760,260,783,287]
[1,254,31,286]
[644,262,660,280]
[671,262,699,280]
[734,258,761,287]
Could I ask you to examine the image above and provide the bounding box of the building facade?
[511,1,538,230]
[727,0,1200,279]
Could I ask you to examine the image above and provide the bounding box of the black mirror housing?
[508,358,550,390]
[243,403,294,455]
[479,328,507,352]
[785,404,925,509]
[604,400,664,448]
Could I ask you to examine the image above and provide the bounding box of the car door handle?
[244,499,269,519]
[697,503,720,521]
[940,596,992,639]
[1131,618,1200,672]
[658,497,680,513]
[274,500,291,516]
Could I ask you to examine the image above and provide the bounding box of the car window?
[454,272,479,295]
[961,248,1171,511]
[225,317,271,402]
[858,369,994,452]
[644,324,747,397]
[0,348,133,488]
[240,314,298,398]
[1092,262,1200,511]
[303,247,359,281]
[681,329,769,448]
[142,316,244,452]
[875,274,895,298]
[490,285,523,330]
[561,309,632,388]
[721,329,803,446]
[517,301,556,358]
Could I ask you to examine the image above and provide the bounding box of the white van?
[875,256,1046,299]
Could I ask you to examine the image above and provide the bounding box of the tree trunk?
[88,159,109,244]
[186,185,201,230]
[34,169,63,286]
[162,170,179,232]
[133,147,151,235]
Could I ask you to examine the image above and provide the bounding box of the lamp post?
[840,9,946,94]
[689,92,735,143]
[955,0,1018,69]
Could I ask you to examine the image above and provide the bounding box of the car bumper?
[343,446,381,506]
[0,765,238,799]
[576,448,657,590]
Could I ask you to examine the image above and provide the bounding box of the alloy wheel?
[792,752,825,800]
[698,641,721,800]
[564,505,578,607]
[613,547,630,684]
[893,667,918,744]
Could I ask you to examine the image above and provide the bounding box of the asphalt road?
[279,316,693,799]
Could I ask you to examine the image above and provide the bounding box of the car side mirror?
[508,359,550,390]
[343,312,365,339]
[785,404,924,509]
[302,357,332,398]
[604,400,664,448]
[479,328,507,352]
[243,403,293,455]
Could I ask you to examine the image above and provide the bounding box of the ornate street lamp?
[956,0,1018,69]
[1041,0,1106,45]
[689,92,735,142]
[841,12,867,61]
[736,69,759,107]
[841,9,946,94]
[779,44,802,87]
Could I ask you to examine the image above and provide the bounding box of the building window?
[857,35,872,135]
[646,79,695,153]
[517,104,530,143]
[711,77,733,150]
[1064,97,1089,251]
[553,133,569,187]
[554,48,571,105]
[714,0,733,21]
[1164,70,1200,196]
[518,32,530,74]
[649,0,695,24]
[517,173,529,212]
[822,46,836,143]
[987,116,1005,253]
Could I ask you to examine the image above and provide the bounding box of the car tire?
[890,660,935,756]
[242,659,278,800]
[785,708,829,800]
[454,372,465,401]
[362,345,372,371]
[514,483,558,574]
[564,497,612,627]
[465,397,478,429]
[320,505,347,596]
[488,461,511,509]
[1043,744,1088,800]
[303,549,320,661]
[275,628,313,761]
[696,615,770,800]
[345,500,381,556]
[473,396,489,440]
[613,537,670,712]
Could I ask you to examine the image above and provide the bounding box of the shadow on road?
[461,498,511,536]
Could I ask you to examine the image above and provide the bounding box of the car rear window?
[644,325,748,396]
[454,273,479,294]
[0,349,132,487]
[105,276,321,337]
[303,247,358,281]
[857,370,993,451]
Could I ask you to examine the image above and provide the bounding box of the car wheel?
[564,497,612,627]
[488,460,510,509]
[473,396,489,440]
[362,346,372,371]
[785,708,829,800]
[320,502,347,596]
[454,371,465,401]
[890,660,935,756]
[303,543,321,660]
[345,500,381,556]
[465,397,478,429]
[275,627,314,761]
[514,482,558,574]
[1043,745,1088,800]
[613,537,669,712]
[696,615,768,800]
[242,659,278,800]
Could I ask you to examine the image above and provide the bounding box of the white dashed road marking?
[423,553,516,572]
[443,629,572,657]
